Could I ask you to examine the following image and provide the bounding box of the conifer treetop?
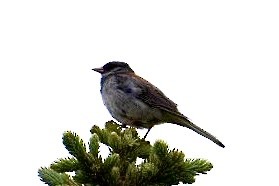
[38,121,213,186]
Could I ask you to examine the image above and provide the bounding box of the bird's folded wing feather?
[130,74,179,112]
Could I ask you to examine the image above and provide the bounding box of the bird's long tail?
[164,111,225,148]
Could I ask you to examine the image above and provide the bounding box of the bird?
[93,61,225,148]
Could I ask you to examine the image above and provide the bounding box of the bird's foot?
[120,124,128,128]
[143,127,152,139]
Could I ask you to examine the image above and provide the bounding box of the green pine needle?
[38,121,213,185]
[38,167,79,186]
[50,157,79,173]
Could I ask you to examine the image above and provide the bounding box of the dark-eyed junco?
[93,61,225,148]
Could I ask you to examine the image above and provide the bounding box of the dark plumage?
[93,61,225,148]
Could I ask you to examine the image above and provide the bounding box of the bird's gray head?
[93,61,134,76]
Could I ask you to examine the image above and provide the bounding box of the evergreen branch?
[185,159,213,175]
[62,131,99,184]
[38,167,80,186]
[89,133,99,157]
[63,131,87,159]
[50,157,79,173]
[39,121,214,185]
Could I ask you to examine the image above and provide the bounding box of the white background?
[1,0,279,185]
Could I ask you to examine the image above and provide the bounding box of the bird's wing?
[116,73,179,112]
[115,73,225,148]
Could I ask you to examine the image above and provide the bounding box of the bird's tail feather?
[164,111,225,148]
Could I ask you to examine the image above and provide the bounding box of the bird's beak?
[92,67,104,74]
